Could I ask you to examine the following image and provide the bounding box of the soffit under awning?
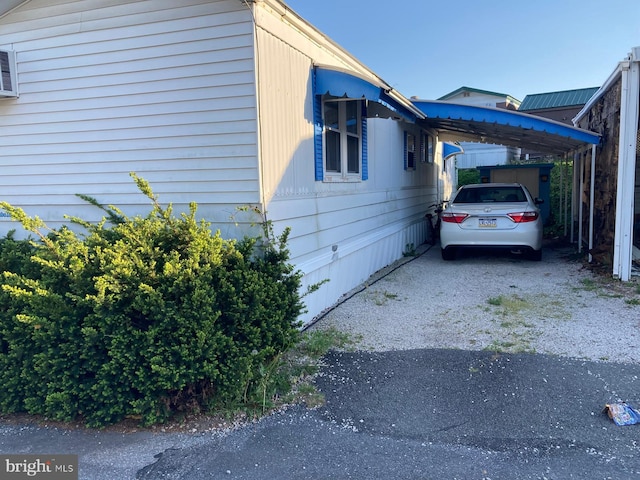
[0,0,28,18]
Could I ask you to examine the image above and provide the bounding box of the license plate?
[479,218,497,228]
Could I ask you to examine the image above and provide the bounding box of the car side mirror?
[534,198,544,205]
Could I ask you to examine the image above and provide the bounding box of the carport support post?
[588,144,596,263]
[613,49,640,281]
[571,151,578,245]
[578,150,585,252]
[559,155,564,233]
[562,154,569,237]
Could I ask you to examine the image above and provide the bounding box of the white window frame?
[426,133,434,163]
[323,98,363,182]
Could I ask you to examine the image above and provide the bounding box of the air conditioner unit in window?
[0,50,18,98]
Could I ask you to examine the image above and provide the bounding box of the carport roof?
[412,100,600,155]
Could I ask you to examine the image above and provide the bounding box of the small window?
[405,132,416,170]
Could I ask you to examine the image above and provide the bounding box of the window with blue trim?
[314,97,367,182]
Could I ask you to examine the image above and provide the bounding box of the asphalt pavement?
[134,349,640,480]
[3,349,640,479]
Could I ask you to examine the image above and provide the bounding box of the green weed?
[371,290,400,306]
[227,327,355,417]
[487,296,503,306]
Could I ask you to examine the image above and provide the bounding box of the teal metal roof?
[519,87,600,111]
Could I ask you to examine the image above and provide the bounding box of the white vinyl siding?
[0,0,258,234]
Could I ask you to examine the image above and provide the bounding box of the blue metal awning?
[443,142,464,160]
[312,67,600,155]
[314,66,423,122]
[412,100,600,155]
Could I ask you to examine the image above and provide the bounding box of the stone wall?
[576,78,622,265]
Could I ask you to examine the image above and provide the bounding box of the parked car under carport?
[439,183,544,261]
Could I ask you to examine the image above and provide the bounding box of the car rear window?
[453,186,526,203]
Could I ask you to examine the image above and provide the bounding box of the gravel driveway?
[312,241,640,363]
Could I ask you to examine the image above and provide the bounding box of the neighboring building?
[0,0,455,324]
[436,87,522,169]
[519,87,599,160]
[573,48,640,281]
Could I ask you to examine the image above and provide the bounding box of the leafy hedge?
[0,174,304,427]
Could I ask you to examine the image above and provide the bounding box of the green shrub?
[0,174,304,427]
[545,159,573,236]
[457,168,480,188]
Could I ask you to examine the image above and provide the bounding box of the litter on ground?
[604,402,640,426]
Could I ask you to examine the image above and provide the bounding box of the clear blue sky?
[283,0,640,102]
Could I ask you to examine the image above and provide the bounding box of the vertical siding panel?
[255,28,314,203]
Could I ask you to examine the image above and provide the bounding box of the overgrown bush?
[546,159,573,236]
[0,174,305,427]
[457,168,480,188]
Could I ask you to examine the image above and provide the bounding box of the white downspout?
[588,144,596,263]
[613,49,640,280]
[562,154,569,237]
[559,155,564,234]
[571,151,578,244]
[243,0,269,223]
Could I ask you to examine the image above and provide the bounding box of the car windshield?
[453,186,526,204]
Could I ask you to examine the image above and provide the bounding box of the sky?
[283,0,640,102]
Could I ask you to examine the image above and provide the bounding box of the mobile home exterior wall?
[0,0,451,323]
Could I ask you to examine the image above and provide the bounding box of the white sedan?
[439,183,543,261]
